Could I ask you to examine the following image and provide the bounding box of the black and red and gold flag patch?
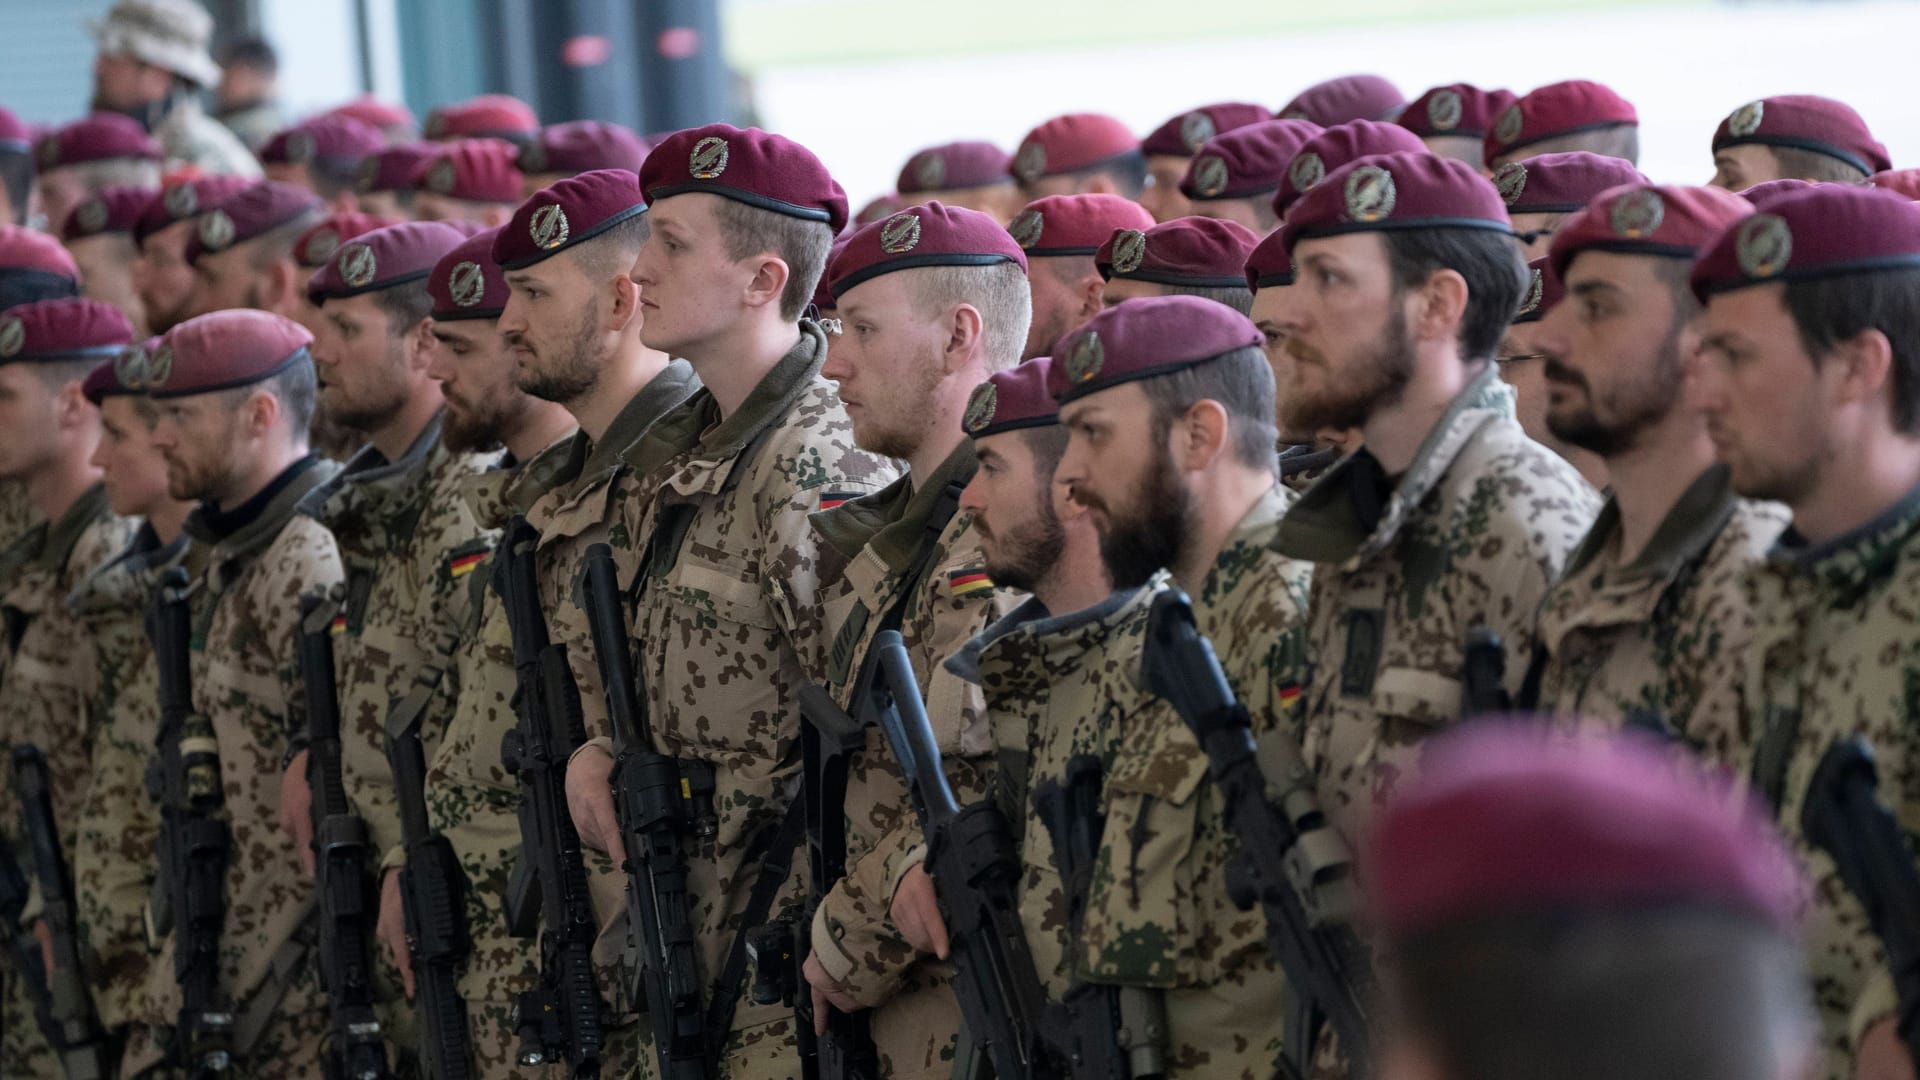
[819,490,862,511]
[449,551,486,579]
[948,568,993,598]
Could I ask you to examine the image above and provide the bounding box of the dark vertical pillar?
[633,0,729,135]
[530,0,644,129]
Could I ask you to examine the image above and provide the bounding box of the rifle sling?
[702,798,807,1068]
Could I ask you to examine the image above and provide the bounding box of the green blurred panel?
[396,0,495,118]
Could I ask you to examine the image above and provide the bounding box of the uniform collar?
[810,440,976,568]
[186,455,339,557]
[1561,464,1739,585]
[945,581,1158,685]
[678,321,829,466]
[1768,477,1920,598]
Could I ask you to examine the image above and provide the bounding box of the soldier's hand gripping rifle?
[12,745,111,1079]
[579,543,714,1080]
[493,516,605,1079]
[387,712,473,1078]
[1801,736,1920,1065]
[146,566,235,1077]
[1142,589,1372,1080]
[296,591,392,1080]
[867,629,1054,1080]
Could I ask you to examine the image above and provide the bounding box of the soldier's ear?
[741,254,790,315]
[1827,326,1895,416]
[943,302,984,374]
[1175,398,1231,470]
[1413,267,1470,350]
[1073,272,1105,320]
[605,269,641,334]
[405,317,435,371]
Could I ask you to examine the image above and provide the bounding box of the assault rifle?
[388,720,473,1079]
[10,744,111,1079]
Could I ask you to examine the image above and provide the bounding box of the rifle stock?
[388,721,473,1080]
[11,745,110,1079]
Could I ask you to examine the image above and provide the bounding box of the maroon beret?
[517,120,649,176]
[0,298,133,365]
[1008,193,1155,258]
[1740,178,1822,208]
[853,193,906,229]
[1278,74,1406,126]
[429,227,509,321]
[413,140,523,203]
[1047,294,1262,405]
[1397,84,1518,139]
[813,234,853,314]
[640,123,848,233]
[1274,120,1428,217]
[82,337,151,403]
[1713,95,1890,176]
[1141,103,1273,159]
[0,106,28,154]
[1097,216,1257,288]
[134,175,254,247]
[962,355,1057,438]
[60,185,158,241]
[0,224,81,281]
[1180,119,1324,202]
[259,114,385,169]
[149,309,314,400]
[1245,228,1294,291]
[1495,151,1648,215]
[185,181,323,265]
[356,144,438,194]
[1010,113,1139,184]
[309,220,468,304]
[325,96,417,136]
[1511,257,1564,325]
[897,141,1013,195]
[1548,183,1753,280]
[1365,725,1804,937]
[292,212,404,269]
[34,113,160,170]
[1281,152,1512,254]
[828,201,1027,300]
[1871,169,1920,202]
[424,95,538,142]
[1488,80,1638,160]
[493,168,647,271]
[1690,184,1920,301]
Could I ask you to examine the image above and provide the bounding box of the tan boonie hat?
[90,0,222,87]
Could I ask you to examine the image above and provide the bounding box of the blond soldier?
[1265,153,1598,838]
[121,310,344,1076]
[797,203,1028,1076]
[1522,184,1787,753]
[564,126,896,1076]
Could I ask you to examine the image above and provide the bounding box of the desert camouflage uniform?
[1531,464,1787,757]
[620,323,895,1077]
[0,484,133,1078]
[153,96,262,179]
[1739,483,1920,1079]
[1273,365,1599,842]
[0,478,35,555]
[808,441,1012,1078]
[68,526,193,1034]
[121,456,344,1078]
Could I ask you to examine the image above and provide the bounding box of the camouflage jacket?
[1741,483,1920,1078]
[298,412,500,864]
[0,478,35,564]
[623,322,896,1047]
[1533,464,1787,757]
[807,441,1012,1074]
[1273,366,1599,841]
[67,525,193,1030]
[154,96,262,178]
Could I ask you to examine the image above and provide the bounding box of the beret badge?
[1013,141,1046,184]
[1008,209,1045,249]
[689,136,730,180]
[1517,268,1544,318]
[1735,214,1793,280]
[145,344,174,388]
[1288,152,1325,194]
[1428,90,1464,133]
[1493,162,1527,206]
[0,318,22,359]
[75,199,109,234]
[164,183,198,218]
[963,381,998,433]
[879,212,922,255]
[1343,165,1398,223]
[198,209,237,252]
[1179,112,1217,153]
[1110,229,1148,275]
[449,262,487,308]
[530,204,571,251]
[1727,101,1765,139]
[339,242,378,289]
[1609,189,1665,240]
[913,153,946,191]
[1065,330,1104,384]
[1193,156,1231,198]
[113,344,149,389]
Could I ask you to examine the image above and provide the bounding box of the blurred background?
[3,0,1915,204]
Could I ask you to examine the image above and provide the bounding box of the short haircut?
[1063,150,1149,199]
[1769,145,1870,184]
[1784,266,1920,433]
[224,352,318,437]
[1383,227,1527,363]
[1505,124,1640,166]
[306,160,364,201]
[1136,344,1278,472]
[61,158,162,192]
[1648,256,1701,323]
[32,357,99,392]
[0,270,79,310]
[711,197,835,322]
[1393,909,1814,1080]
[220,36,279,75]
[0,151,31,225]
[1043,254,1099,286]
[371,278,434,337]
[1162,282,1254,317]
[908,261,1033,373]
[1021,422,1069,479]
[571,212,650,284]
[247,207,324,269]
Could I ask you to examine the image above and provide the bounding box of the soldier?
[1708,94,1891,191]
[132,175,254,334]
[1500,257,1605,488]
[894,141,1022,224]
[1395,83,1518,173]
[258,114,388,213]
[286,211,407,363]
[68,342,197,1051]
[799,203,1029,1075]
[60,184,158,336]
[413,139,525,227]
[87,0,262,177]
[1139,102,1272,223]
[1179,119,1324,235]
[1244,227,1356,486]
[516,119,651,197]
[1278,73,1405,125]
[1522,183,1787,752]
[0,106,33,228]
[211,35,285,151]
[402,226,578,1074]
[1010,192,1154,360]
[1265,152,1599,837]
[1096,216,1259,315]
[564,126,894,1074]
[1270,119,1429,231]
[327,96,420,145]
[182,179,325,319]
[0,298,137,1080]
[1485,79,1640,171]
[1690,184,1920,1078]
[0,225,83,310]
[424,95,539,145]
[33,114,163,242]
[1365,725,1818,1080]
[122,309,343,1076]
[355,143,439,220]
[1495,150,1647,261]
[1010,113,1147,202]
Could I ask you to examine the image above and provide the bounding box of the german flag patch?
[819,490,862,511]
[1279,684,1302,705]
[329,615,347,636]
[948,569,993,598]
[449,551,486,578]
